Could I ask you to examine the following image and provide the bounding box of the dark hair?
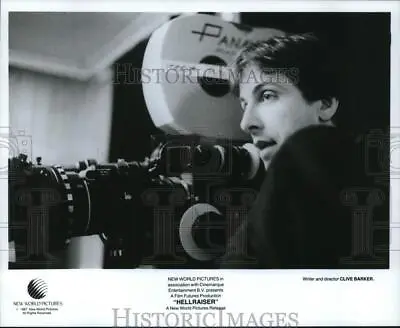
[231,33,341,104]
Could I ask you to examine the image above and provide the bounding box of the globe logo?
[27,278,48,299]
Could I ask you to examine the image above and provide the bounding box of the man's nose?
[240,104,263,134]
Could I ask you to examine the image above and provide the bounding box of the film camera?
[7,14,282,269]
[8,139,264,269]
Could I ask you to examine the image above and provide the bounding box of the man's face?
[239,64,322,170]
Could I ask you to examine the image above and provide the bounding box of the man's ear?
[318,97,339,122]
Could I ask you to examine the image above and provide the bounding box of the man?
[219,33,385,269]
[235,33,339,172]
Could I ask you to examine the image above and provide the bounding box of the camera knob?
[19,153,28,162]
[191,212,226,254]
[117,158,128,168]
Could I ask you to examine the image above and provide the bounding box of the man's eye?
[261,90,277,101]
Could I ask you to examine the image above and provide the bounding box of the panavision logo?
[27,278,48,299]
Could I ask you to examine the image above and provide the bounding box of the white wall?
[9,67,113,165]
[9,66,113,268]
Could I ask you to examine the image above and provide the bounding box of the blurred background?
[8,12,390,268]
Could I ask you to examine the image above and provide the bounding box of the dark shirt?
[219,125,389,269]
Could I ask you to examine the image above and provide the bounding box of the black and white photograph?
[6,11,392,271]
[1,2,400,327]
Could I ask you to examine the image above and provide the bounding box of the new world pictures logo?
[12,278,64,315]
[27,278,48,299]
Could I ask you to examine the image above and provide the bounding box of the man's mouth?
[255,140,277,151]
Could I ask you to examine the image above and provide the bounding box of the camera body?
[8,138,262,269]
